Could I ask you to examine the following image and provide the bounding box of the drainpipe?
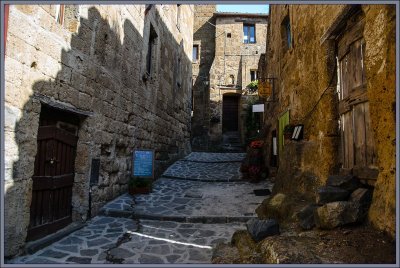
[87,186,92,219]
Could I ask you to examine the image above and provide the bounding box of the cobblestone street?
[8,152,273,264]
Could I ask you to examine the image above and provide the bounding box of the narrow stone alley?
[3,3,397,266]
[7,152,273,264]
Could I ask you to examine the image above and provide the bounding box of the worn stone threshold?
[180,159,244,163]
[98,208,258,223]
[133,213,257,223]
[98,208,133,218]
[24,221,87,255]
[162,175,241,182]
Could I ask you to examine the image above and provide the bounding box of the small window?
[177,4,181,31]
[250,70,257,81]
[55,5,65,25]
[281,16,292,51]
[193,45,199,62]
[243,24,256,44]
[54,5,80,32]
[146,25,158,76]
[227,33,232,38]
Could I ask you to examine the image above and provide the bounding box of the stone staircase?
[221,131,244,152]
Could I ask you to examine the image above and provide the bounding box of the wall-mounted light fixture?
[291,124,304,141]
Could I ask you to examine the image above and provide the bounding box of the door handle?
[46,158,59,165]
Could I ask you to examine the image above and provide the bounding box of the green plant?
[247,80,258,92]
[245,98,262,144]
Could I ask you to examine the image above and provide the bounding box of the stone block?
[314,201,362,229]
[326,175,360,192]
[246,218,280,242]
[349,188,373,220]
[350,188,373,206]
[297,204,318,230]
[255,193,293,221]
[316,186,349,205]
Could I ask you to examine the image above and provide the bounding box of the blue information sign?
[132,150,154,178]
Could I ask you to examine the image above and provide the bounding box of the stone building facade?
[260,4,396,237]
[4,4,194,257]
[191,5,216,150]
[191,6,268,150]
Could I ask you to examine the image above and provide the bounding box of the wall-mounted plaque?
[252,104,265,113]
[132,150,154,178]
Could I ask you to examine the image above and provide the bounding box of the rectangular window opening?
[243,24,256,44]
[146,25,158,76]
[55,5,65,25]
[177,4,181,31]
[281,16,292,51]
[192,45,199,62]
[250,70,257,81]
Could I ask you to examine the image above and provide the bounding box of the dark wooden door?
[337,12,378,179]
[27,125,78,241]
[222,95,239,132]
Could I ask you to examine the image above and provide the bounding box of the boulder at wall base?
[212,243,242,264]
[316,186,349,205]
[349,188,373,220]
[349,188,373,207]
[229,230,262,263]
[258,236,323,264]
[246,218,280,242]
[314,201,362,229]
[296,204,318,230]
[256,193,293,221]
[326,175,360,192]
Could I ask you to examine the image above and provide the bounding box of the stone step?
[132,214,257,224]
[162,174,241,182]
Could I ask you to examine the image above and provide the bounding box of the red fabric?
[250,140,264,148]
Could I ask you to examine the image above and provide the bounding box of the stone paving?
[9,217,244,264]
[8,152,272,264]
[163,161,242,181]
[132,178,271,221]
[182,152,246,162]
[8,216,138,264]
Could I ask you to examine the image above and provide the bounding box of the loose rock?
[314,201,362,229]
[316,186,349,205]
[326,175,360,192]
[297,204,318,230]
[349,188,373,221]
[246,218,280,242]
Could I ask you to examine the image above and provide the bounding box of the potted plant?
[128,177,152,195]
[283,124,295,140]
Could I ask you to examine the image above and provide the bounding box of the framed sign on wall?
[132,149,155,179]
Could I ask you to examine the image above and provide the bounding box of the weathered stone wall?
[362,5,396,237]
[263,4,396,237]
[4,4,194,257]
[264,5,344,190]
[209,14,268,144]
[191,5,216,150]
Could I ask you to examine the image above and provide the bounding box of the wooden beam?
[320,5,361,44]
